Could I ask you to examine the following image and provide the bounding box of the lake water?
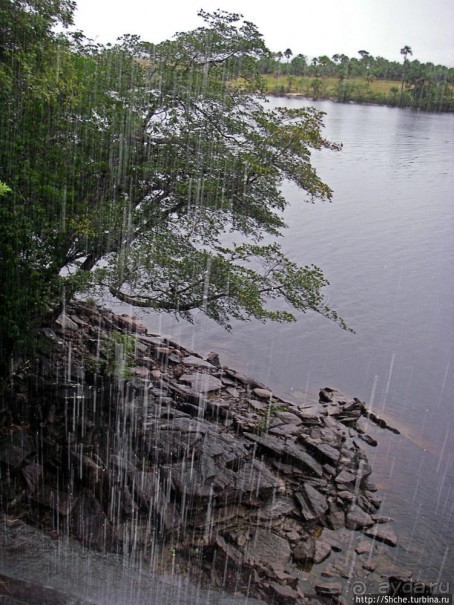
[122,99,454,583]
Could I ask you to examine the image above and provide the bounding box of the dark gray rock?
[253,388,273,399]
[335,468,357,485]
[22,462,43,493]
[244,432,324,477]
[277,411,302,425]
[295,483,328,521]
[319,389,334,403]
[56,312,79,331]
[314,539,332,563]
[206,352,221,367]
[179,373,223,393]
[33,486,79,516]
[182,355,215,369]
[248,399,268,411]
[346,505,374,530]
[130,470,181,532]
[236,459,280,501]
[70,489,113,551]
[256,496,297,521]
[0,430,34,468]
[292,536,315,562]
[360,433,378,447]
[266,582,303,604]
[356,539,376,555]
[215,534,243,565]
[364,523,398,546]
[327,500,346,530]
[297,435,340,466]
[244,528,291,566]
[315,582,343,596]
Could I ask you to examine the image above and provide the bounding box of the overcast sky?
[73,0,454,67]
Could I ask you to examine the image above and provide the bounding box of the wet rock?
[358,491,382,512]
[295,484,328,521]
[314,539,332,563]
[139,335,164,346]
[319,389,334,403]
[253,388,273,400]
[364,523,398,546]
[266,582,303,604]
[141,415,206,460]
[204,399,231,420]
[346,505,374,530]
[179,373,223,393]
[327,500,346,530]
[356,539,376,555]
[223,368,266,389]
[278,411,303,425]
[315,582,343,597]
[269,423,301,437]
[363,557,379,571]
[292,536,315,563]
[257,496,297,521]
[132,366,150,379]
[295,405,322,424]
[234,459,281,502]
[360,433,378,447]
[319,528,344,552]
[56,312,79,331]
[297,435,340,466]
[0,431,34,468]
[5,300,394,604]
[22,463,43,493]
[244,433,324,477]
[33,486,78,516]
[0,443,30,468]
[367,411,391,430]
[182,355,215,369]
[335,469,357,486]
[116,314,147,334]
[110,454,137,473]
[206,352,221,367]
[215,534,243,565]
[271,566,299,587]
[71,489,113,551]
[248,399,268,411]
[131,470,180,532]
[244,528,291,566]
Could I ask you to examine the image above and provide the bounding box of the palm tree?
[400,45,413,96]
[400,45,413,61]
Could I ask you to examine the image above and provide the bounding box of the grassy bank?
[261,74,454,111]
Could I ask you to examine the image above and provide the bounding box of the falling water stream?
[1,99,452,601]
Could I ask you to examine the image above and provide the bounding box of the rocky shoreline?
[0,301,420,604]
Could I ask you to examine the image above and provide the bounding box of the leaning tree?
[1,6,347,373]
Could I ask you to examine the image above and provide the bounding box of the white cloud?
[73,0,454,66]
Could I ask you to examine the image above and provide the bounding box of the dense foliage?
[0,2,349,373]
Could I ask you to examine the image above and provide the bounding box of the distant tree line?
[256,46,454,111]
